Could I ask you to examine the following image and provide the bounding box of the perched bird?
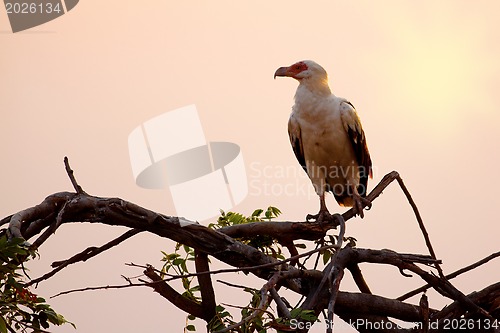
[274,60,372,221]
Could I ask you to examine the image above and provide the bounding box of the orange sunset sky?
[1,1,499,332]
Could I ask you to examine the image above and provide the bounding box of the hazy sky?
[1,1,499,332]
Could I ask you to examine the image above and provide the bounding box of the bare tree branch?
[394,175,444,278]
[347,264,372,294]
[195,250,217,321]
[270,287,292,319]
[398,251,500,301]
[143,265,210,321]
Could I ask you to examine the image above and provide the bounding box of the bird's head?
[274,60,328,82]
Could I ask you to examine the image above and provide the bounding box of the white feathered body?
[288,81,369,206]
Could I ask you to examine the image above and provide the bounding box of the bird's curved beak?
[274,66,289,79]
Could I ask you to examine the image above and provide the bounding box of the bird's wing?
[288,115,307,173]
[339,100,372,193]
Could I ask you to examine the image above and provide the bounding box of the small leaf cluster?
[208,287,279,333]
[272,309,318,333]
[160,243,200,302]
[206,305,233,332]
[0,234,74,333]
[162,207,321,332]
[316,235,357,265]
[210,207,284,259]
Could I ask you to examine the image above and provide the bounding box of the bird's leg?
[306,194,333,223]
[351,186,372,219]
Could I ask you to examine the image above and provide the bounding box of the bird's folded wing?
[340,100,372,179]
[288,115,307,173]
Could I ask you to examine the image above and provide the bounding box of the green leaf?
[180,260,188,273]
[323,250,332,265]
[299,310,318,321]
[328,235,337,244]
[251,209,263,217]
[172,258,185,266]
[186,324,196,331]
[270,206,282,216]
[290,308,302,318]
[295,243,307,249]
[167,253,180,261]
[0,316,7,333]
[181,277,190,290]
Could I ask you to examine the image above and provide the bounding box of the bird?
[274,60,372,222]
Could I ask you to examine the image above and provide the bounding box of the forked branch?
[2,159,498,333]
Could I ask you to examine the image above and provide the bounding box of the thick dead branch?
[195,250,217,321]
[420,293,430,333]
[3,165,499,332]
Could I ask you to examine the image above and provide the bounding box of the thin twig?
[395,174,444,278]
[64,156,86,194]
[28,229,143,287]
[216,279,257,292]
[128,243,339,282]
[51,280,153,298]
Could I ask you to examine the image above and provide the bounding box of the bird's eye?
[295,63,307,71]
